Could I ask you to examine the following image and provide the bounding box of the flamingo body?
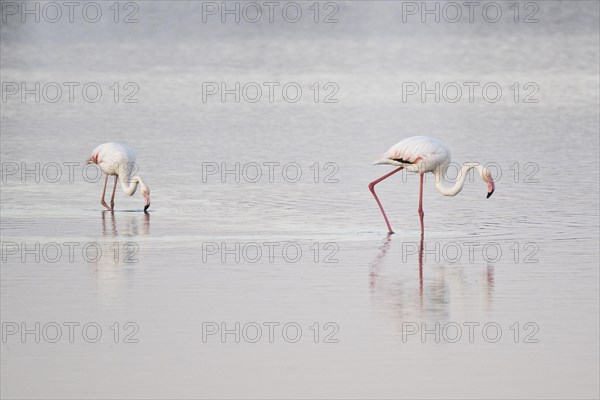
[90,142,137,177]
[375,136,451,173]
[369,136,494,234]
[87,142,151,212]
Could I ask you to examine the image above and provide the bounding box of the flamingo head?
[141,184,150,212]
[481,167,495,198]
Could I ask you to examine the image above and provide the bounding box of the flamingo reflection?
[369,233,495,319]
[101,210,150,237]
[94,211,150,303]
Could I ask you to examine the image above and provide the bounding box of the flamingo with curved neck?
[87,142,151,212]
[369,136,494,234]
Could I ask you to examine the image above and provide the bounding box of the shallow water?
[1,1,599,398]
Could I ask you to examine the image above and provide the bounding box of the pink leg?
[418,228,424,306]
[100,174,111,211]
[418,173,424,232]
[110,175,118,211]
[368,166,404,234]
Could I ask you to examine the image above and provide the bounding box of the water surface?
[1,1,599,398]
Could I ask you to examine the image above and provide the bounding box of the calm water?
[1,1,599,398]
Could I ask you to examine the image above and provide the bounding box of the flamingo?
[369,136,495,234]
[87,142,151,212]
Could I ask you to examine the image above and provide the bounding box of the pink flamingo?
[369,136,495,234]
[87,142,151,212]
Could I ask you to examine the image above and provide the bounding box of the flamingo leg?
[418,173,425,231]
[110,175,118,211]
[368,166,404,234]
[100,174,111,211]
[419,227,424,308]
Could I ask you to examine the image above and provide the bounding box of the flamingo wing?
[90,142,136,175]
[384,136,450,170]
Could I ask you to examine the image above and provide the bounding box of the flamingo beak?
[486,176,495,198]
[144,194,150,212]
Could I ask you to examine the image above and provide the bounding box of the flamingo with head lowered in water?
[369,136,495,234]
[87,142,151,212]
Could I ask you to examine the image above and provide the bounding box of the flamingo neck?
[433,163,482,197]
[119,175,144,196]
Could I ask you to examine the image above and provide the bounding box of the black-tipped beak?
[487,189,494,198]
[143,193,150,212]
